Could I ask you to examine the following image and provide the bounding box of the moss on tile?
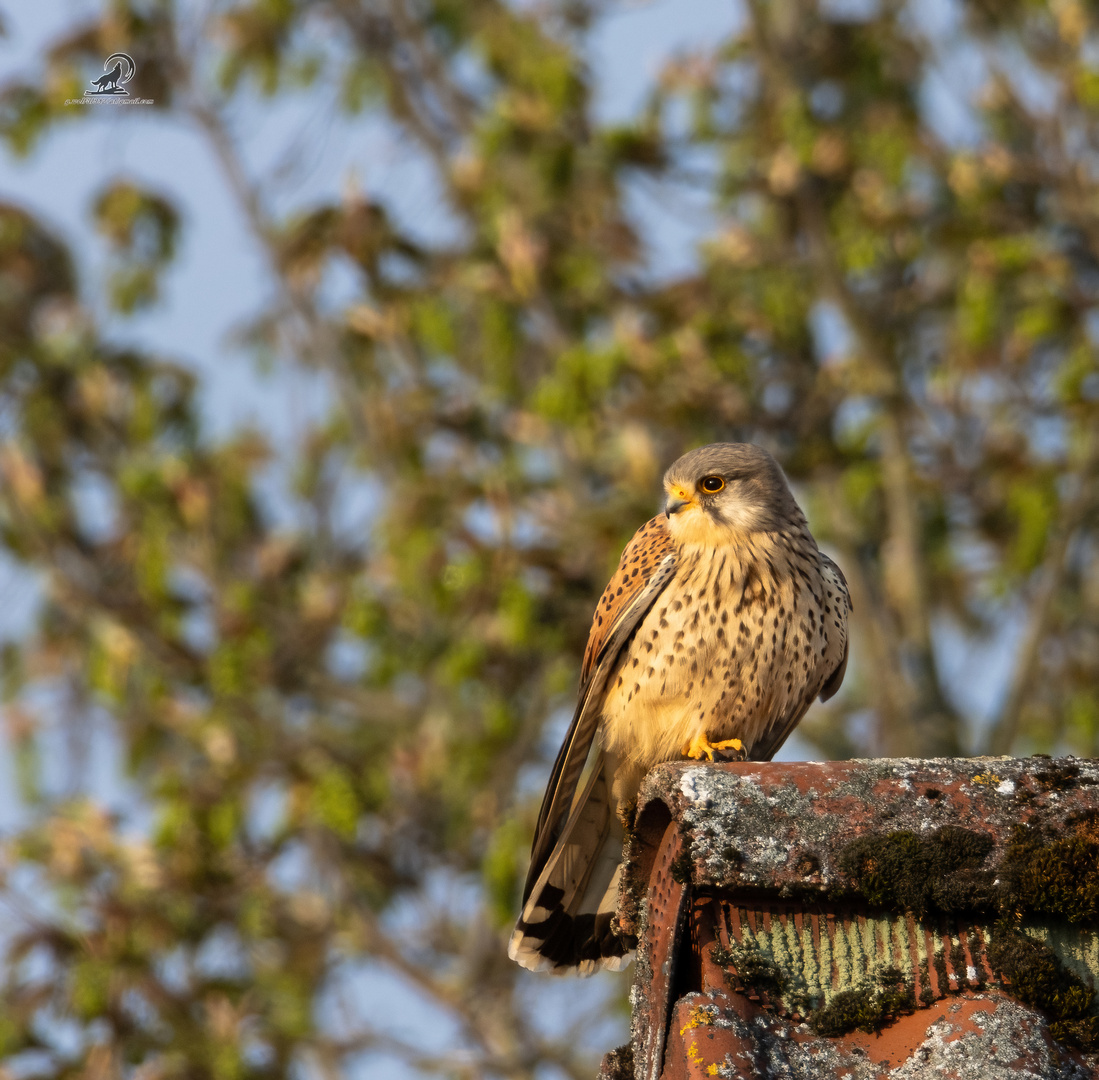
[709,941,785,996]
[836,825,993,917]
[1003,825,1099,924]
[987,925,1099,1051]
[809,967,915,1036]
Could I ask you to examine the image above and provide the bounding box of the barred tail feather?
[508,757,634,975]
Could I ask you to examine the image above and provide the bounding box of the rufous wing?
[580,515,677,684]
[523,515,676,903]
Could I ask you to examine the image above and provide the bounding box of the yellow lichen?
[679,1009,719,1077]
[679,1005,716,1035]
[685,1041,715,1074]
[972,771,1001,786]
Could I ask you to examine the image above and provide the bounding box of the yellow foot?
[681,733,745,762]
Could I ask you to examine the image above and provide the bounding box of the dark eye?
[699,475,725,493]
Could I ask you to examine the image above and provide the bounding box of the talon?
[682,733,744,762]
[712,738,745,759]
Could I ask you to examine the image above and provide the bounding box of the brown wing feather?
[522,516,676,903]
[581,516,676,684]
[819,637,849,702]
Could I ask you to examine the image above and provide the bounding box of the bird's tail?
[508,753,634,975]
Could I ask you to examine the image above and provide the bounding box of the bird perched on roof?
[509,442,850,974]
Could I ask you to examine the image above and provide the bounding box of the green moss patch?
[710,941,785,996]
[839,821,1099,927]
[837,826,994,918]
[809,968,916,1036]
[1003,826,1099,924]
[987,926,1099,1051]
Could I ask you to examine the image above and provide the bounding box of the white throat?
[665,502,765,547]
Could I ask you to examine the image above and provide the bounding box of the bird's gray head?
[662,442,801,545]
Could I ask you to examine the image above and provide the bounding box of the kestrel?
[509,443,850,974]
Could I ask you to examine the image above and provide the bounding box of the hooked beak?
[665,485,694,516]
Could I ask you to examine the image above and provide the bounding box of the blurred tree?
[1,0,1099,1076]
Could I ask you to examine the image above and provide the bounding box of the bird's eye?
[699,476,725,493]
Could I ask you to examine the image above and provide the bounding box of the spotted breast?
[600,525,849,809]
